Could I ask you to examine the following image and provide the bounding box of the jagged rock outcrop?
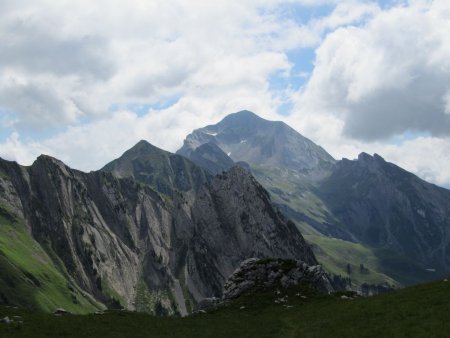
[0,142,317,315]
[222,258,334,300]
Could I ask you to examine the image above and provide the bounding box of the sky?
[1,0,450,187]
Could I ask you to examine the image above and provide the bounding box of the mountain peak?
[102,139,210,196]
[357,152,385,162]
[188,142,235,175]
[31,154,73,178]
[178,111,335,177]
[136,139,151,147]
[218,110,281,130]
[221,110,264,122]
[129,140,167,153]
[357,153,387,171]
[34,154,68,169]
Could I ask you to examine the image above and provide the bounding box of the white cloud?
[374,137,450,187]
[296,0,450,141]
[0,0,305,130]
[0,132,48,164]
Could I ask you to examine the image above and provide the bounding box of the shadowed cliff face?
[0,144,316,315]
[318,153,450,273]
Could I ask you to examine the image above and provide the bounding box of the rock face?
[318,153,450,273]
[0,141,317,315]
[223,258,334,300]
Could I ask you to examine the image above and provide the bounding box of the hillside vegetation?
[0,204,100,313]
[1,278,449,337]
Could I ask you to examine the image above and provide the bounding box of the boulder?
[223,258,334,300]
[1,316,12,324]
[53,308,71,316]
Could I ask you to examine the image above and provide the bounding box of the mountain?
[178,110,335,180]
[178,111,450,286]
[102,140,210,196]
[318,152,450,277]
[0,141,316,315]
[177,111,337,233]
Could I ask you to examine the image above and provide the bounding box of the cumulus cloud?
[297,0,450,141]
[0,0,307,131]
[0,78,82,129]
[0,20,114,78]
[373,136,450,187]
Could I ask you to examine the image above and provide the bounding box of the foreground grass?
[1,278,450,337]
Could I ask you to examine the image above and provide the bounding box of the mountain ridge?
[0,140,318,314]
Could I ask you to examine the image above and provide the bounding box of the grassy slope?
[0,204,100,314]
[305,234,398,286]
[1,278,450,337]
[251,166,330,225]
[305,235,436,287]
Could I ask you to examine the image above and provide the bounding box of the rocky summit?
[177,110,336,181]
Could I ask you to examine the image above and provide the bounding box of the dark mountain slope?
[318,152,450,273]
